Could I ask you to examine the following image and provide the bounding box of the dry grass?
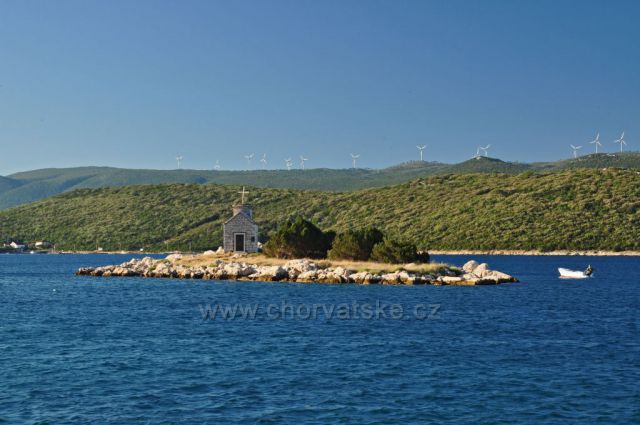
[175,252,450,274]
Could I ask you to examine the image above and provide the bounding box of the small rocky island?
[75,253,518,286]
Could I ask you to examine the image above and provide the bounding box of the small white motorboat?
[558,266,593,279]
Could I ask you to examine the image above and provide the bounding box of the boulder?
[481,271,518,283]
[113,266,134,277]
[165,253,182,261]
[284,259,317,275]
[213,269,228,280]
[440,276,464,284]
[174,265,191,278]
[332,267,350,277]
[473,263,490,276]
[350,271,370,284]
[202,267,217,279]
[223,263,255,278]
[203,250,217,256]
[421,274,435,284]
[191,267,205,279]
[252,266,289,281]
[297,270,319,282]
[462,260,480,273]
[75,267,92,276]
[381,272,402,285]
[349,271,381,284]
[152,262,171,278]
[398,271,419,285]
[318,271,347,283]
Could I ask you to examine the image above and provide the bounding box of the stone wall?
[223,213,259,253]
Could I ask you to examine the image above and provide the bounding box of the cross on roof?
[238,186,249,204]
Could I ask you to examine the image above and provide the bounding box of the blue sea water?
[1,254,639,424]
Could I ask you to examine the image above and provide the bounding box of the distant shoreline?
[429,250,640,257]
[5,249,639,257]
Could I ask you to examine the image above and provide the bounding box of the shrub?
[370,238,429,264]
[327,227,384,261]
[262,216,332,259]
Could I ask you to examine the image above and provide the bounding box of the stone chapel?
[222,187,259,253]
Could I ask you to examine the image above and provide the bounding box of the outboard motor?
[585,265,594,276]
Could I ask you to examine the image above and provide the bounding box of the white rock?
[350,271,371,284]
[482,271,516,283]
[297,270,318,281]
[381,272,401,284]
[284,259,317,273]
[462,260,480,273]
[223,263,255,277]
[441,276,464,284]
[474,263,490,276]
[332,267,351,277]
[398,271,416,284]
[254,266,288,281]
[320,271,346,283]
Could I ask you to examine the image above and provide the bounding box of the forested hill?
[0,152,639,210]
[1,168,638,252]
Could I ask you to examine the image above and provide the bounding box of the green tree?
[327,227,384,261]
[263,216,332,259]
[370,238,428,264]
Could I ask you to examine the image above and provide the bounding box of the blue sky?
[1,0,638,173]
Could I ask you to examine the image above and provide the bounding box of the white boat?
[558,268,592,279]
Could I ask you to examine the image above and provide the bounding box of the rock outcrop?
[75,256,518,286]
[435,260,519,285]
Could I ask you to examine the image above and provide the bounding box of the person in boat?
[584,265,594,276]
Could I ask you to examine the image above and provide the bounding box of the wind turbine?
[474,147,482,159]
[260,153,267,169]
[300,155,308,170]
[570,144,582,158]
[284,158,293,170]
[416,145,426,161]
[479,144,491,157]
[350,153,360,169]
[613,132,626,153]
[244,153,254,170]
[214,160,221,170]
[589,132,602,154]
[176,155,183,169]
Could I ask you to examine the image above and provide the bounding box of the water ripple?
[1,254,639,423]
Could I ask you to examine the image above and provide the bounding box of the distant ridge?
[0,152,639,210]
[445,157,533,174]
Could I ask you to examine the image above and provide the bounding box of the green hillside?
[0,176,21,193]
[0,152,640,209]
[539,152,640,171]
[1,169,638,252]
[2,152,639,210]
[0,163,444,210]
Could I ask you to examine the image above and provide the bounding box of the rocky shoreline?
[75,256,518,286]
[430,249,640,256]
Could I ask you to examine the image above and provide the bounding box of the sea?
[1,253,639,424]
